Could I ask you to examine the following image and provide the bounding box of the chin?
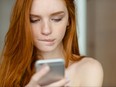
[38,46,56,53]
[40,49,55,53]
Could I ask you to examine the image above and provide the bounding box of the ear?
[66,21,70,30]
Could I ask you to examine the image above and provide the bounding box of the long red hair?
[0,0,82,86]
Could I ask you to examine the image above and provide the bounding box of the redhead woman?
[0,0,103,86]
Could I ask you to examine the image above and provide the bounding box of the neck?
[41,43,65,59]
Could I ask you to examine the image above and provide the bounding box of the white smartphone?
[35,58,65,86]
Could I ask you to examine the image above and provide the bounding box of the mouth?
[39,39,55,42]
[38,39,56,46]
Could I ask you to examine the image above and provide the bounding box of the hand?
[25,65,69,87]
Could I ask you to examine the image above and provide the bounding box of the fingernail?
[44,64,50,71]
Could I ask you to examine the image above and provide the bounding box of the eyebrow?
[30,11,65,17]
[51,11,65,16]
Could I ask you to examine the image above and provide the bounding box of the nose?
[41,20,52,36]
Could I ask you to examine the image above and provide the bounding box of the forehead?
[30,0,67,15]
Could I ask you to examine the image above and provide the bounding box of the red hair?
[0,0,82,86]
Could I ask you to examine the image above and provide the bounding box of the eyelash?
[30,19,40,23]
[30,18,62,23]
[52,18,62,22]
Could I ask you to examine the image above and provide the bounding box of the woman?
[0,0,103,86]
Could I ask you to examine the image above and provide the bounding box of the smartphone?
[35,58,65,86]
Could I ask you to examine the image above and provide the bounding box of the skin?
[66,56,104,86]
[26,0,104,86]
[30,0,68,59]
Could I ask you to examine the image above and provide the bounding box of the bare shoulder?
[70,56,104,86]
[72,55,103,71]
[77,57,103,69]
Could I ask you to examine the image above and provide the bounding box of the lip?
[39,39,55,42]
[38,39,55,46]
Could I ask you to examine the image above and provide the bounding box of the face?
[30,0,69,53]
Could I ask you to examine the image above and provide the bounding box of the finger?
[64,82,70,87]
[45,78,70,87]
[29,65,50,84]
[25,84,41,87]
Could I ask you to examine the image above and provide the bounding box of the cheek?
[59,27,66,35]
[55,25,67,40]
[31,25,40,38]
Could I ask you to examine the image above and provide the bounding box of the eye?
[30,18,40,23]
[52,18,62,22]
